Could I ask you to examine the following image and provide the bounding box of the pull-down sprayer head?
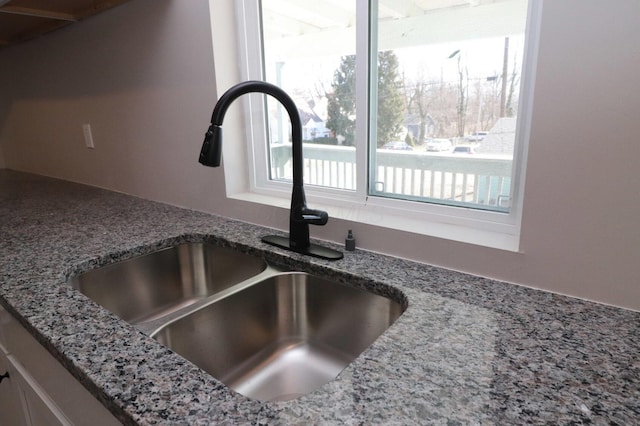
[199,124,222,167]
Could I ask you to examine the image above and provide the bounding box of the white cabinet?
[0,342,28,426]
[6,352,74,426]
[0,306,120,426]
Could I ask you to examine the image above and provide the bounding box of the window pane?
[371,0,530,212]
[261,0,358,190]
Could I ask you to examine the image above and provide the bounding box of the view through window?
[260,0,530,212]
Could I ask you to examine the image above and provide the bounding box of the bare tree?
[479,76,500,130]
[406,79,439,143]
[505,48,521,117]
[455,54,469,137]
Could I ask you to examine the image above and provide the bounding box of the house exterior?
[302,114,331,140]
[477,117,517,155]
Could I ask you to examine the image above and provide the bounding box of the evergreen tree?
[376,51,404,147]
[326,51,404,147]
[326,55,357,146]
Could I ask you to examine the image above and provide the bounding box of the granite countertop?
[1,170,638,425]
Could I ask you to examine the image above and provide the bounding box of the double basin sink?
[68,242,404,402]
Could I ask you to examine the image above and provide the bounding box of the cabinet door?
[0,345,28,426]
[6,354,71,426]
[0,307,120,425]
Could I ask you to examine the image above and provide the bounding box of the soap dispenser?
[345,230,356,251]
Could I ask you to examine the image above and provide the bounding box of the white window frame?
[214,0,543,251]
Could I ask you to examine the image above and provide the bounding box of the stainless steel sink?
[152,272,404,401]
[68,242,267,325]
[69,243,405,401]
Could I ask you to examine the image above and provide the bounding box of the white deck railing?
[270,144,512,208]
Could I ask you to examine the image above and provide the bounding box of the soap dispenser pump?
[345,229,356,251]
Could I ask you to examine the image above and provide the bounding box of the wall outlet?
[82,124,95,149]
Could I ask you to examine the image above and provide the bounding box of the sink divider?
[138,264,289,336]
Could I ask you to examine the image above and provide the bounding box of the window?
[225,0,541,250]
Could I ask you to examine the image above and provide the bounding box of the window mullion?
[355,0,373,201]
[237,0,268,193]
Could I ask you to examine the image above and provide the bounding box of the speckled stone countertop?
[1,170,638,425]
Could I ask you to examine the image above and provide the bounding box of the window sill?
[228,190,521,252]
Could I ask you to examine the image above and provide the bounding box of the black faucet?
[199,80,343,260]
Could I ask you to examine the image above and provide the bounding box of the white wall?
[1,0,639,310]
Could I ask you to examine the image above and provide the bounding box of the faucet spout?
[200,81,342,260]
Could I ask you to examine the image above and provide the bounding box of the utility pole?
[500,37,509,117]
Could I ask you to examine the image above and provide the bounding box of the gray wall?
[1,0,639,310]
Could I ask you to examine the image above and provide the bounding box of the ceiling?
[0,0,133,47]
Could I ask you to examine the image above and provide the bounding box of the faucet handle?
[300,207,328,225]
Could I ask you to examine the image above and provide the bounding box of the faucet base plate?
[262,235,344,261]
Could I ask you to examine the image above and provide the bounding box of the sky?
[266,35,526,98]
